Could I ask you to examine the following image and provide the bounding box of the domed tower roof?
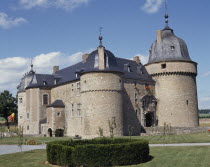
[147,13,192,64]
[17,63,35,92]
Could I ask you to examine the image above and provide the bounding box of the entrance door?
[145,113,153,127]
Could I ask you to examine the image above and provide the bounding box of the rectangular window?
[20,115,22,119]
[71,104,74,117]
[19,98,23,103]
[43,94,48,105]
[27,125,29,130]
[77,82,81,95]
[135,92,138,103]
[77,103,81,117]
[71,84,74,97]
[27,113,29,119]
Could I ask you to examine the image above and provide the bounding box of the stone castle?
[17,14,199,138]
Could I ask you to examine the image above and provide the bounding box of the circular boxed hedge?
[47,138,149,167]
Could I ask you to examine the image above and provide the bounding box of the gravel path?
[0,145,46,155]
[149,143,210,147]
[1,143,210,155]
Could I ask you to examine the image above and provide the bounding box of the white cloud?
[19,0,91,10]
[0,49,92,95]
[201,71,210,77]
[0,12,27,29]
[142,0,164,14]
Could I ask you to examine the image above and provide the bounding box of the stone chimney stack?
[82,54,89,62]
[156,30,162,43]
[53,66,59,74]
[98,46,105,70]
[133,56,140,64]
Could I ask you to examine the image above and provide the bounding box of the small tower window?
[186,100,189,105]
[57,112,61,117]
[27,125,29,130]
[19,98,23,103]
[161,64,166,69]
[171,46,175,50]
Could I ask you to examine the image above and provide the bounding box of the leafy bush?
[47,138,149,167]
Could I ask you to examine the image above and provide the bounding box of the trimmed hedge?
[47,138,149,167]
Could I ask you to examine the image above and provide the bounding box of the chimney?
[82,54,89,62]
[53,66,59,74]
[156,30,162,43]
[133,56,140,64]
[98,46,105,70]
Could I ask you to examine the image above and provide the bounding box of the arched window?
[43,94,48,105]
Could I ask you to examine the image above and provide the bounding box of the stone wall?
[51,81,81,137]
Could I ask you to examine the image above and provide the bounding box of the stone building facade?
[17,15,199,138]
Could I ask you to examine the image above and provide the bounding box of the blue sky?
[0,0,209,109]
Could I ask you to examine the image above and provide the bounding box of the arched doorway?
[48,128,52,137]
[145,113,154,127]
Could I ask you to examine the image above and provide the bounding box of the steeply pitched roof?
[47,100,65,108]
[23,49,154,90]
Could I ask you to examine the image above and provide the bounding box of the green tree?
[0,90,17,129]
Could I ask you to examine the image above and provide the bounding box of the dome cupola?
[147,12,192,64]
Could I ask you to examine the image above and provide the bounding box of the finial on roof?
[163,0,171,30]
[30,58,35,73]
[99,27,103,47]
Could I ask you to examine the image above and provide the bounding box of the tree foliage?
[0,90,17,125]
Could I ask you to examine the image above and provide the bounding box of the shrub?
[47,138,149,167]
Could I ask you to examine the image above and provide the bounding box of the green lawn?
[1,146,210,167]
[0,136,71,145]
[121,132,210,144]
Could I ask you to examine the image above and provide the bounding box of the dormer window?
[171,45,175,50]
[54,79,57,85]
[43,81,47,85]
[128,66,131,72]
[94,54,99,68]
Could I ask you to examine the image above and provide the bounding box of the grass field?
[1,146,210,167]
[0,132,210,145]
[121,132,210,144]
[0,136,71,145]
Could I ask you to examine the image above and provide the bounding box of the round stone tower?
[145,14,199,127]
[80,37,123,138]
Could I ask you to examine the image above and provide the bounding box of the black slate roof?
[19,48,154,90]
[47,100,65,108]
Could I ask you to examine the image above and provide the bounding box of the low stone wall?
[142,126,210,136]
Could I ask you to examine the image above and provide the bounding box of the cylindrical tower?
[145,15,199,127]
[81,72,123,138]
[80,40,124,138]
